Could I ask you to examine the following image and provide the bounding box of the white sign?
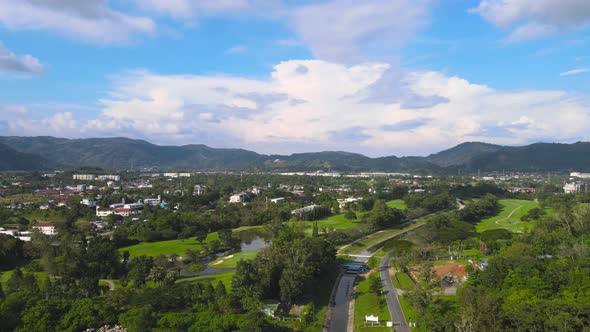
[365,315,379,323]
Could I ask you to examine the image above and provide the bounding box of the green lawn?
[476,199,540,233]
[386,199,407,210]
[176,271,235,289]
[392,271,415,292]
[354,272,391,331]
[119,232,219,257]
[290,211,368,237]
[339,220,426,255]
[208,250,259,269]
[399,296,416,328]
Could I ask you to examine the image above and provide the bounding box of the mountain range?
[0,136,589,173]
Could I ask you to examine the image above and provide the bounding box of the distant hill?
[0,142,55,171]
[425,142,503,167]
[0,136,589,173]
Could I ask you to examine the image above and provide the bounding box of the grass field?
[290,211,368,237]
[354,272,391,331]
[476,199,540,233]
[208,250,259,269]
[392,271,415,292]
[398,296,416,328]
[1,269,48,287]
[119,232,219,257]
[339,220,426,255]
[386,199,407,210]
[176,271,235,289]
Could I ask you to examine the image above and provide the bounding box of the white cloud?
[135,0,265,18]
[0,42,43,74]
[560,68,589,76]
[472,0,590,41]
[0,105,29,114]
[35,59,580,156]
[0,0,155,43]
[290,0,433,62]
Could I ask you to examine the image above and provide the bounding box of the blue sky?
[0,0,589,157]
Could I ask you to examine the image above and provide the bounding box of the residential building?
[564,182,584,194]
[570,172,590,179]
[270,197,286,204]
[33,223,57,236]
[80,198,97,207]
[229,192,249,203]
[73,174,96,181]
[97,174,121,181]
[291,205,320,216]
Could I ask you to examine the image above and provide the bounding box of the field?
[339,220,426,255]
[476,199,540,233]
[353,272,391,331]
[290,211,368,237]
[209,250,259,269]
[392,270,416,292]
[0,269,48,287]
[119,232,219,257]
[386,199,407,210]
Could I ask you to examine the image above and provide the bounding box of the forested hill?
[1,136,590,172]
[0,142,56,171]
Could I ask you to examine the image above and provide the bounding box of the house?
[33,223,57,236]
[229,192,249,203]
[96,207,114,217]
[97,174,121,181]
[564,182,585,194]
[80,198,97,207]
[269,197,286,204]
[337,197,360,209]
[73,174,96,181]
[291,205,320,216]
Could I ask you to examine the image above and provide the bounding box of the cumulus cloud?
[560,68,589,76]
[35,60,580,156]
[0,42,43,74]
[0,0,155,43]
[291,0,433,62]
[472,0,590,41]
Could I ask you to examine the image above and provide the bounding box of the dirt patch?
[224,254,234,259]
[432,263,467,278]
[211,260,224,265]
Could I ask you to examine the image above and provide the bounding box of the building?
[73,174,96,181]
[96,207,114,217]
[80,198,97,207]
[564,182,586,194]
[97,174,121,181]
[337,197,360,209]
[229,192,249,203]
[269,197,286,204]
[178,173,192,177]
[570,172,590,179]
[32,223,57,236]
[291,205,320,216]
[163,173,179,178]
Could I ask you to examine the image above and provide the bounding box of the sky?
[0,0,589,157]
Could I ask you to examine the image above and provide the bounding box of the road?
[328,273,357,332]
[380,253,410,332]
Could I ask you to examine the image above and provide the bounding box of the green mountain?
[425,142,503,167]
[0,142,55,171]
[0,136,589,172]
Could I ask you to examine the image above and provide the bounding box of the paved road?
[380,253,410,332]
[328,273,357,332]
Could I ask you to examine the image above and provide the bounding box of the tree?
[344,210,357,220]
[119,306,156,332]
[312,221,319,238]
[369,274,382,295]
[148,266,166,285]
[218,229,233,248]
[128,256,154,287]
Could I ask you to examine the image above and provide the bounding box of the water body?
[180,228,271,277]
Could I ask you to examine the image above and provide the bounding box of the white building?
[97,174,121,181]
[337,197,360,209]
[570,172,590,179]
[270,197,286,204]
[80,198,97,207]
[163,173,179,178]
[564,183,585,194]
[229,192,249,203]
[291,205,320,215]
[73,174,96,181]
[178,173,191,177]
[32,223,57,236]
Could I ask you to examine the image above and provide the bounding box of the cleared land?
[353,272,392,331]
[476,199,540,233]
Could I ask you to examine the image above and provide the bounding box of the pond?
[179,228,271,277]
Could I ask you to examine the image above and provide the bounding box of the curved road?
[328,273,357,332]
